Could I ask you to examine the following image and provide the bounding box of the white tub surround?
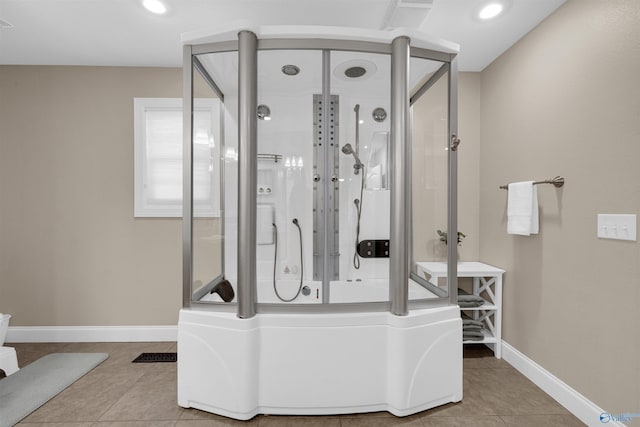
[178,306,462,420]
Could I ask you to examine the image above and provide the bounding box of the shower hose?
[353,164,365,269]
[272,218,304,302]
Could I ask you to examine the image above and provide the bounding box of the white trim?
[6,326,177,343]
[502,341,627,427]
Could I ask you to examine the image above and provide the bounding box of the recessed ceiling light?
[143,0,167,14]
[479,3,503,20]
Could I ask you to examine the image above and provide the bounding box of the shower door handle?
[450,134,461,151]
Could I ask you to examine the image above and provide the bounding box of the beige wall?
[0,66,184,326]
[479,0,640,416]
[458,73,481,261]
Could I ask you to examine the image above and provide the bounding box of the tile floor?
[3,342,585,426]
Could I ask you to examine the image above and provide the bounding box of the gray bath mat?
[0,352,108,427]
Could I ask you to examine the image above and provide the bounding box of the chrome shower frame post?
[447,57,459,306]
[237,30,258,319]
[182,45,194,309]
[390,36,410,316]
[321,50,332,302]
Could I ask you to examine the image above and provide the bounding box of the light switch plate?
[597,214,637,241]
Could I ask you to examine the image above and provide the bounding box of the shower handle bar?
[354,104,360,157]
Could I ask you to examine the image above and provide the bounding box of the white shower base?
[177,305,462,420]
[198,278,439,304]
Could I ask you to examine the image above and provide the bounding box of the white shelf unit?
[416,261,505,358]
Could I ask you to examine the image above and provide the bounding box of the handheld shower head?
[341,143,354,155]
[341,143,363,173]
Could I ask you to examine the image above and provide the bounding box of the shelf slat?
[463,329,497,344]
[460,304,497,311]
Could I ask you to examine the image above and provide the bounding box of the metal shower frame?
[183,32,459,318]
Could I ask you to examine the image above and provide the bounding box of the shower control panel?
[357,240,390,258]
[258,185,273,195]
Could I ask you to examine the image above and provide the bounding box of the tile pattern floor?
[2,342,585,426]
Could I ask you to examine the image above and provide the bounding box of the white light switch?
[597,214,637,241]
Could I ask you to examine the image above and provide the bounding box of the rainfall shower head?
[281,64,300,76]
[341,143,363,172]
[345,66,367,78]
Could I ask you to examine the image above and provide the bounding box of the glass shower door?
[410,57,455,302]
[186,51,232,306]
[330,50,392,304]
[255,49,322,304]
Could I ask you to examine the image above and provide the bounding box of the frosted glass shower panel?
[410,59,450,298]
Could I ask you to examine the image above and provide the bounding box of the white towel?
[507,181,539,235]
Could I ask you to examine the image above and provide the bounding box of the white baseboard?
[502,341,626,427]
[6,325,177,343]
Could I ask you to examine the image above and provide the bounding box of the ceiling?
[0,0,565,71]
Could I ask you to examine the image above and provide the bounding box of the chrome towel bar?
[499,176,565,190]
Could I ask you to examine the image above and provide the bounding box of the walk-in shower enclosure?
[178,25,462,420]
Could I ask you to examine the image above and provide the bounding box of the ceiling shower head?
[281,64,300,76]
[344,66,367,78]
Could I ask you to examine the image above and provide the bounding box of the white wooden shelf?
[463,329,497,344]
[416,261,505,358]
